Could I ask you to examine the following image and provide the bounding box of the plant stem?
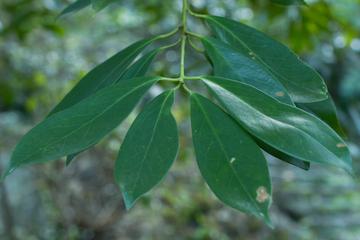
[182,0,188,29]
[180,0,188,83]
[180,35,187,82]
[161,0,201,91]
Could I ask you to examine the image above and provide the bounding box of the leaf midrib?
[193,95,264,214]
[52,39,155,115]
[204,39,292,104]
[207,17,322,95]
[16,78,156,166]
[94,39,154,92]
[119,50,158,83]
[127,90,173,195]
[204,78,344,167]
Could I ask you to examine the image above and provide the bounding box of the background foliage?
[0,0,359,239]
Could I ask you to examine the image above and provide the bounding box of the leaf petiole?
[188,8,207,19]
[160,76,203,83]
[160,77,181,82]
[184,76,203,81]
[159,39,182,51]
[186,31,204,39]
[155,27,180,40]
[188,37,205,53]
[182,83,193,94]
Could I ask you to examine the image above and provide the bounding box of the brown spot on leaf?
[256,186,269,203]
[275,91,285,97]
[336,143,346,148]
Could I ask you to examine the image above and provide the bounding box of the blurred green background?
[0,0,360,239]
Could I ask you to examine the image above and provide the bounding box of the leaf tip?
[302,0,309,7]
[254,188,273,227]
[340,152,354,176]
[345,164,355,178]
[57,9,73,19]
[122,191,137,210]
[260,211,274,229]
[1,166,17,182]
[65,154,77,167]
[57,7,71,19]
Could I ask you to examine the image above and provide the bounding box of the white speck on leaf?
[230,157,236,164]
[249,52,256,59]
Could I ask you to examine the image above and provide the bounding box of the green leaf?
[118,48,160,82]
[59,0,91,17]
[258,139,310,170]
[298,96,345,137]
[49,38,157,116]
[64,48,161,166]
[65,153,78,166]
[91,0,119,11]
[202,76,352,173]
[202,37,294,105]
[59,0,120,17]
[204,15,328,103]
[190,93,272,225]
[5,77,160,177]
[271,0,306,6]
[115,90,178,209]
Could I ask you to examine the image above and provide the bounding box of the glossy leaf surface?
[49,38,156,115]
[191,93,272,225]
[119,48,160,82]
[6,77,160,175]
[258,140,310,170]
[202,37,293,105]
[299,97,345,137]
[116,90,178,209]
[203,76,352,173]
[205,15,328,103]
[65,48,160,166]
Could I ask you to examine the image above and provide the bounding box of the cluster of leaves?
[2,0,353,226]
[0,0,64,39]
